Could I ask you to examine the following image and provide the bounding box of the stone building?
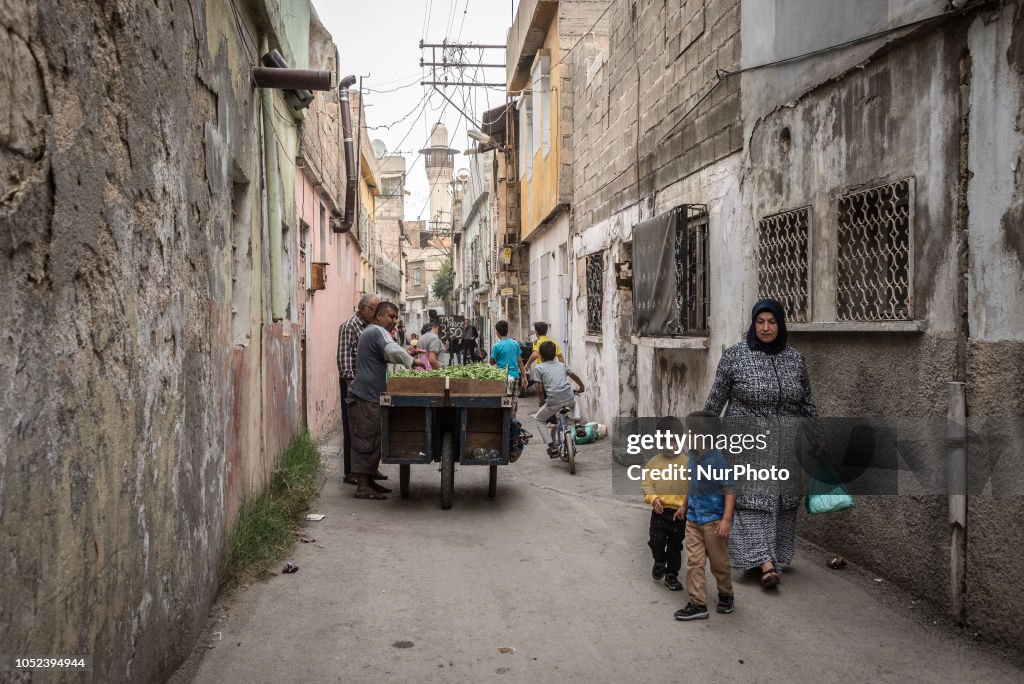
[296,14,363,440]
[568,0,741,424]
[563,0,1024,653]
[507,0,612,362]
[375,153,408,304]
[0,0,343,679]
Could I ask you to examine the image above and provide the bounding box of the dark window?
[675,206,709,334]
[632,204,709,336]
[757,207,810,322]
[836,178,913,321]
[586,252,604,335]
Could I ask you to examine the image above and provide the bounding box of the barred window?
[586,252,604,335]
[836,178,913,321]
[632,204,709,337]
[675,206,709,334]
[757,207,810,322]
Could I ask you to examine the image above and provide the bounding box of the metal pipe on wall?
[261,37,285,321]
[337,74,358,234]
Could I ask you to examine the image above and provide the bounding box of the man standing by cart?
[348,301,416,500]
[338,293,380,486]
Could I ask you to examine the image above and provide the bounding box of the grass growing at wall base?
[220,431,325,590]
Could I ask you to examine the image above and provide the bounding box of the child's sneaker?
[546,445,559,458]
[716,594,734,614]
[663,574,684,591]
[651,562,666,580]
[674,602,709,621]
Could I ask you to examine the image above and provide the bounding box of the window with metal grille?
[757,207,810,322]
[836,178,913,321]
[586,252,604,335]
[675,206,709,334]
[632,204,709,337]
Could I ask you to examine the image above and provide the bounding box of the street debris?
[828,556,847,569]
[498,647,515,654]
[304,513,326,521]
[873,578,883,582]
[282,562,299,573]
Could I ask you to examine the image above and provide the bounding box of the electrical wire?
[363,75,425,94]
[367,90,432,131]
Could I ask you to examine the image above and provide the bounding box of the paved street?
[180,401,1022,683]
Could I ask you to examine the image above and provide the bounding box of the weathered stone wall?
[0,0,305,680]
[569,0,742,428]
[740,0,1024,653]
[573,0,741,231]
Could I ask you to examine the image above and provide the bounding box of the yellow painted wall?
[520,15,562,239]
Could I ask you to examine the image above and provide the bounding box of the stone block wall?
[572,0,741,231]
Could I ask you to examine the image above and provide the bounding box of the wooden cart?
[380,376,513,509]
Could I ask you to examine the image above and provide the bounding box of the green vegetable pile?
[390,363,508,380]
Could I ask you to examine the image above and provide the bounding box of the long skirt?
[728,505,798,570]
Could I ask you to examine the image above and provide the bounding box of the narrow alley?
[3,0,1024,682]
[179,403,1022,683]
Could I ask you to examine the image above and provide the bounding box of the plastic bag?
[574,423,597,445]
[805,464,854,515]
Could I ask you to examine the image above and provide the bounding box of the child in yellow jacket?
[641,417,690,591]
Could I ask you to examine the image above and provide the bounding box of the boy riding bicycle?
[530,341,585,457]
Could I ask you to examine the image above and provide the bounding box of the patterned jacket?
[705,342,818,419]
[704,342,820,508]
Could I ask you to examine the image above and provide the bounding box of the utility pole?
[419,40,506,89]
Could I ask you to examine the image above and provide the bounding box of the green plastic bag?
[806,464,854,515]
[573,423,597,445]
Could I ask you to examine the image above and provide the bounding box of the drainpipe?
[947,47,972,622]
[261,36,285,321]
[337,74,357,234]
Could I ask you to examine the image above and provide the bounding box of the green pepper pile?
[390,363,507,380]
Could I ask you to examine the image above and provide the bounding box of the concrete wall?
[738,0,1024,653]
[961,2,1024,653]
[0,0,309,680]
[568,0,742,429]
[295,173,360,440]
[296,20,362,441]
[526,213,572,361]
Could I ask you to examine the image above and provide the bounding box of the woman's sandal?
[353,491,387,500]
[760,570,781,588]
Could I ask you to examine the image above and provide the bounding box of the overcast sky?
[313,0,520,221]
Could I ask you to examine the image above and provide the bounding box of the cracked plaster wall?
[0,0,305,680]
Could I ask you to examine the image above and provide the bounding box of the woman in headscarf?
[704,298,820,589]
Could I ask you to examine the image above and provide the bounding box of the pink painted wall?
[296,173,363,439]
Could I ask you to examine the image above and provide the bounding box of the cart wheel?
[487,465,497,500]
[565,431,577,475]
[400,464,410,499]
[440,432,455,509]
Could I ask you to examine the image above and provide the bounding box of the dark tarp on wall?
[632,207,683,336]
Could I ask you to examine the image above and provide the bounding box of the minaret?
[420,123,458,231]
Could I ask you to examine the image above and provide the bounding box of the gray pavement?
[178,399,1023,683]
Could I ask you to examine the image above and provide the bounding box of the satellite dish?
[456,168,470,182]
[371,139,388,158]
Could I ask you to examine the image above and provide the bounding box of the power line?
[367,90,432,131]
[364,75,425,94]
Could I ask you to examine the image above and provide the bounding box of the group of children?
[642,412,736,621]
[495,324,734,621]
